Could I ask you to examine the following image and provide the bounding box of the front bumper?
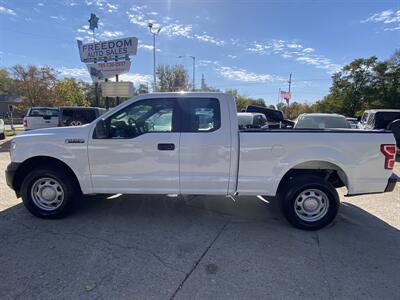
[384,173,398,193]
[5,162,20,190]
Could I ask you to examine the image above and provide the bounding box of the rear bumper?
[5,162,20,190]
[384,173,398,193]
[346,173,398,197]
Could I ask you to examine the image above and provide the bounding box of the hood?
[15,124,91,142]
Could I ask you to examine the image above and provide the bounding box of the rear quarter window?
[180,98,221,132]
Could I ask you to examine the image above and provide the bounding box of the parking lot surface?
[0,138,399,299]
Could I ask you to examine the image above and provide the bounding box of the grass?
[5,128,24,137]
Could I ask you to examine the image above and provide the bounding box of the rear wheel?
[21,166,78,218]
[280,175,339,230]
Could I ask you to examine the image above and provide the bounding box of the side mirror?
[43,115,52,120]
[95,119,109,139]
[357,116,361,122]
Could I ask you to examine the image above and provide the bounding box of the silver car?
[295,113,351,129]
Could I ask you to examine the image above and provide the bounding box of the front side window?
[95,98,175,139]
[181,98,221,132]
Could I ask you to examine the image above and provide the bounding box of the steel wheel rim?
[31,177,64,211]
[294,188,329,222]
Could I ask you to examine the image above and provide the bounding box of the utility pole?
[190,56,195,91]
[178,55,196,91]
[288,73,292,95]
[148,23,162,92]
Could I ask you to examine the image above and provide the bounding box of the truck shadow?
[0,139,11,153]
[0,193,398,298]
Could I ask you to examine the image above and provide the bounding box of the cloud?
[37,2,44,6]
[127,5,224,46]
[194,33,225,46]
[138,44,161,52]
[0,6,16,16]
[100,30,124,38]
[119,73,152,85]
[216,66,283,83]
[163,24,193,38]
[50,16,66,21]
[245,39,340,73]
[85,0,118,12]
[362,9,400,31]
[227,55,237,59]
[58,67,89,79]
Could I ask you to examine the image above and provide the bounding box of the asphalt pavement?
[0,137,399,299]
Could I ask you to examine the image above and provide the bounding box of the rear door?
[179,97,232,194]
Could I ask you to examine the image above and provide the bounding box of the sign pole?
[105,78,109,110]
[116,74,120,105]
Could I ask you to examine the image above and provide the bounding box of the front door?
[88,98,180,194]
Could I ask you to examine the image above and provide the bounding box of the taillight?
[381,144,396,169]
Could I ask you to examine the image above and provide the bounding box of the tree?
[54,78,90,107]
[0,68,12,95]
[225,88,266,111]
[313,50,400,117]
[157,64,189,92]
[11,65,57,109]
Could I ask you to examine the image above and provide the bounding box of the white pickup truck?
[5,93,398,230]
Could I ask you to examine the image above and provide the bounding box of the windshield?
[295,116,350,129]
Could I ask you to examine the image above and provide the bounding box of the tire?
[21,166,78,219]
[0,133,5,140]
[279,175,339,230]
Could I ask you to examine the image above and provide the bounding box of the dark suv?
[59,107,106,127]
[359,109,400,148]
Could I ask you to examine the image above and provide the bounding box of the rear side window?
[29,108,59,117]
[180,98,221,132]
[61,109,97,126]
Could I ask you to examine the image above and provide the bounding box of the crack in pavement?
[169,220,230,300]
[314,231,334,300]
[0,215,186,275]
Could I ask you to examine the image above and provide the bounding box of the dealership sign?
[77,37,138,63]
[86,60,131,81]
[101,82,134,98]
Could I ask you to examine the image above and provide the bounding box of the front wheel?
[21,166,78,218]
[280,175,339,230]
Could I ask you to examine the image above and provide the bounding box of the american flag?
[280,90,291,104]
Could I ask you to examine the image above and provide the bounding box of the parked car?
[59,107,106,127]
[295,113,351,129]
[237,112,268,129]
[6,93,397,230]
[23,107,60,130]
[346,117,358,129]
[0,118,5,139]
[358,109,400,148]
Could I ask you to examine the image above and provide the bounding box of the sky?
[0,0,399,106]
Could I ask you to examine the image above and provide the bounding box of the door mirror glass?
[95,119,109,139]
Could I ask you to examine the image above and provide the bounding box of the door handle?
[158,143,175,151]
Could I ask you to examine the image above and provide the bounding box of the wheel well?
[277,162,348,195]
[13,156,82,195]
